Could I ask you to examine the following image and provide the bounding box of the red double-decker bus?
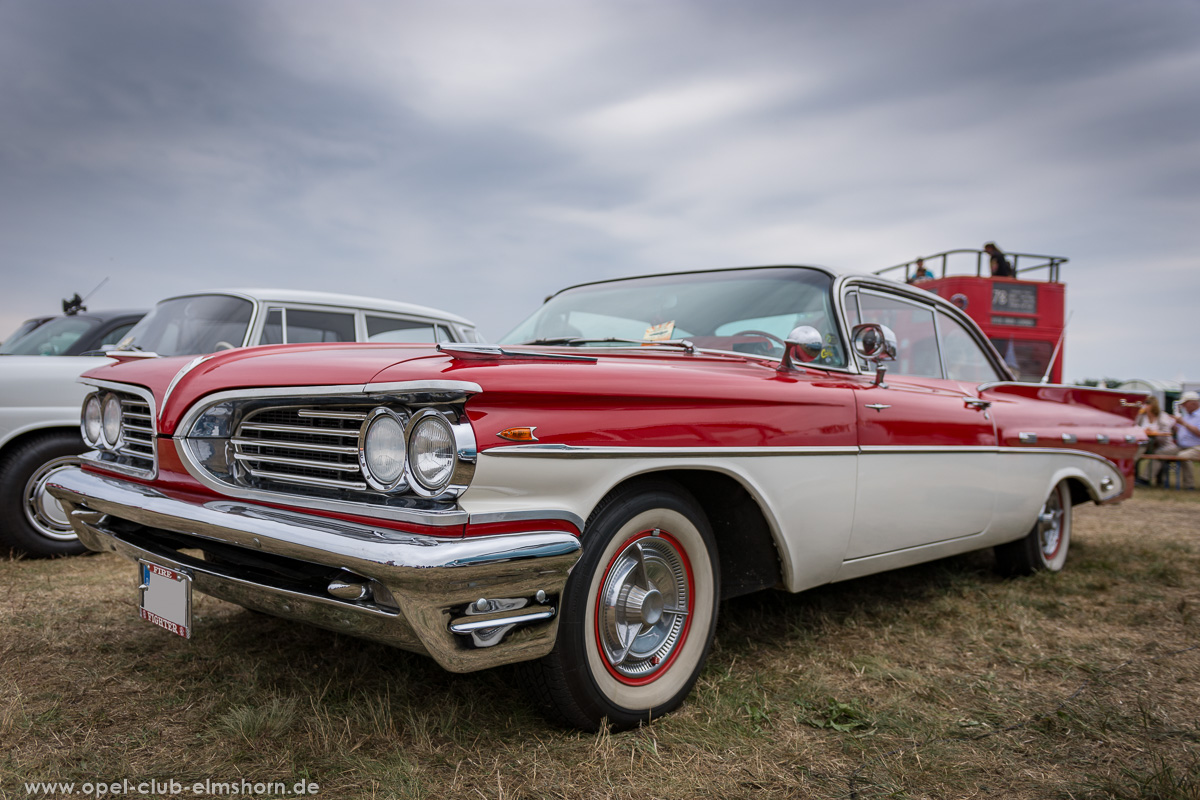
[876,249,1068,383]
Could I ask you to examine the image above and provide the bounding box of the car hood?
[80,343,855,444]
[80,343,448,433]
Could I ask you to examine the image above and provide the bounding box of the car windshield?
[117,295,254,357]
[1,318,50,350]
[500,267,846,366]
[0,316,98,355]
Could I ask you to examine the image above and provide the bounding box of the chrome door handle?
[964,398,991,410]
[864,403,891,412]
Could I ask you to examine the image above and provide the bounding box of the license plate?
[138,560,192,639]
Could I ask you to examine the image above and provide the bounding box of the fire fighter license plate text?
[138,560,192,639]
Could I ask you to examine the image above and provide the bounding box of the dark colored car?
[0,310,147,357]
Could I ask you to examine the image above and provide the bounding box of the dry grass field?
[2,489,1198,799]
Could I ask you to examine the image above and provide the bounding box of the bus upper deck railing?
[875,249,1068,283]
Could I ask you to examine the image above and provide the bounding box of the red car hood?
[81,343,840,439]
[82,343,448,434]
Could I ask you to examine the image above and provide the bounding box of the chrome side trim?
[482,442,1131,459]
[483,444,860,458]
[859,445,998,454]
[467,508,586,532]
[842,529,985,564]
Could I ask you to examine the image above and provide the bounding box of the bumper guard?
[46,467,581,673]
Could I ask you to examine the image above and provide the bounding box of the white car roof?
[159,288,475,327]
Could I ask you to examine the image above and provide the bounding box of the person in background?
[1172,391,1200,489]
[908,258,934,283]
[984,242,1015,277]
[1137,395,1179,485]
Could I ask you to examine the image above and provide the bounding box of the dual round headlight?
[407,410,457,496]
[359,408,408,491]
[357,407,470,497]
[82,393,123,449]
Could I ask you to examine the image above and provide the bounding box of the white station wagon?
[0,289,480,558]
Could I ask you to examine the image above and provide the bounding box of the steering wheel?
[731,330,787,347]
[213,341,235,351]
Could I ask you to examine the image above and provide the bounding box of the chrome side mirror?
[777,326,824,373]
[850,323,897,386]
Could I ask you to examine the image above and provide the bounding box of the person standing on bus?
[909,258,934,283]
[984,242,1015,277]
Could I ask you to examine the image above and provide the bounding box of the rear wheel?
[995,481,1072,576]
[0,432,88,557]
[519,481,719,730]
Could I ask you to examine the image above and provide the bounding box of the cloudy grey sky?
[1,0,1196,382]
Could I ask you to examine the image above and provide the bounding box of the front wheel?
[995,481,1072,576]
[519,481,719,731]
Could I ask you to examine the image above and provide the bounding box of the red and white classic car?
[47,266,1144,730]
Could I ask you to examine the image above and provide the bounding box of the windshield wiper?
[518,337,695,353]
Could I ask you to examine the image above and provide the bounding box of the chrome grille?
[118,396,156,465]
[85,388,157,477]
[233,407,368,491]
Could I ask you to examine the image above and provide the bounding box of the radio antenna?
[81,277,109,304]
[1040,310,1074,384]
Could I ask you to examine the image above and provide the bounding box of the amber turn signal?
[497,427,538,442]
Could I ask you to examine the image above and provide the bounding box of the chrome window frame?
[836,276,1014,382]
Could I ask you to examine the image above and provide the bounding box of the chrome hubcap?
[1037,493,1064,557]
[597,531,690,681]
[23,457,80,541]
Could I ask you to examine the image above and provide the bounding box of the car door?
[843,289,999,560]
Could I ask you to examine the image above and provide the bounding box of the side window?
[98,323,137,349]
[259,308,284,345]
[938,311,1002,383]
[366,315,443,344]
[282,308,356,344]
[856,293,942,378]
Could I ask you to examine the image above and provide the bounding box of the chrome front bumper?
[46,467,581,673]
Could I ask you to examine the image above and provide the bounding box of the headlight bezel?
[100,393,124,449]
[358,407,410,492]
[82,394,103,447]
[405,409,460,497]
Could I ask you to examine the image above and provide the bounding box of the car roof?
[546,264,840,300]
[43,309,148,323]
[155,289,475,326]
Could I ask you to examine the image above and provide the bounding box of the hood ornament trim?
[437,344,597,363]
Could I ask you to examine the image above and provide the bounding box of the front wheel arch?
[518,478,720,730]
